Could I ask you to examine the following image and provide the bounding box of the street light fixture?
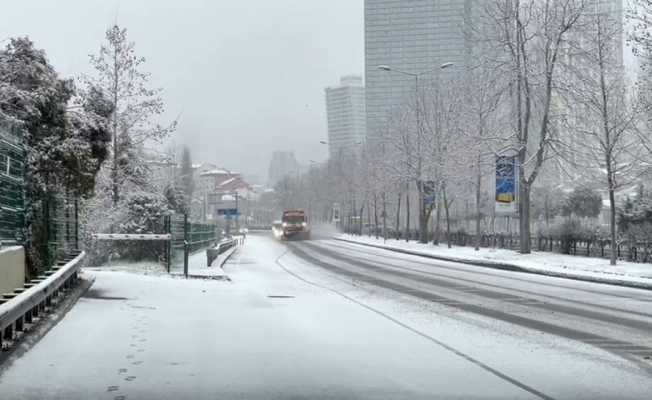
[319,140,363,146]
[376,62,454,75]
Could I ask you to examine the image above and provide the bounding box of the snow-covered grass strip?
[336,235,652,291]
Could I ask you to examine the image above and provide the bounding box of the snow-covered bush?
[561,187,602,219]
[84,191,171,264]
[619,189,652,242]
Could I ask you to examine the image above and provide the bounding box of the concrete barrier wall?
[0,246,25,294]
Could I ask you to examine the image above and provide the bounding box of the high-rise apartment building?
[324,75,366,157]
[364,0,472,138]
[268,150,299,187]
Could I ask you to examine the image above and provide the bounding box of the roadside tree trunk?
[418,181,427,244]
[373,194,379,239]
[443,185,452,249]
[607,155,618,265]
[395,192,401,240]
[405,185,410,242]
[519,181,532,253]
[434,198,441,245]
[475,153,482,251]
[382,192,387,241]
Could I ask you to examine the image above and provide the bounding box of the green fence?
[167,214,220,275]
[43,194,79,269]
[0,123,25,245]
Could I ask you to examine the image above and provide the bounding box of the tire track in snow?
[288,243,652,370]
[275,250,557,400]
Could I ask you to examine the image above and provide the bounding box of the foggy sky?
[0,0,364,183]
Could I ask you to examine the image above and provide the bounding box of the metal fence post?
[165,215,171,273]
[74,198,79,250]
[183,213,189,278]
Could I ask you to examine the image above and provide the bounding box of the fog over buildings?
[0,0,364,182]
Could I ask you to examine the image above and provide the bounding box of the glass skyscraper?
[364,0,472,138]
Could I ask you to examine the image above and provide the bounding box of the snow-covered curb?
[335,236,652,291]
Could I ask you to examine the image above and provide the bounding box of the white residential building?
[324,75,366,158]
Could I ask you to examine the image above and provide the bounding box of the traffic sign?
[217,208,239,216]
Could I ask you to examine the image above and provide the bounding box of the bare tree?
[481,0,587,253]
[86,25,176,205]
[460,58,506,250]
[562,5,647,265]
[421,77,468,247]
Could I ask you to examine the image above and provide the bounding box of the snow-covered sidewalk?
[182,238,242,279]
[182,250,230,279]
[337,234,652,290]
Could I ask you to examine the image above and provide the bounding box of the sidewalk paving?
[184,250,230,278]
[336,234,652,290]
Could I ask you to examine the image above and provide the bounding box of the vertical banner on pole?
[332,203,341,223]
[422,180,436,210]
[495,155,517,214]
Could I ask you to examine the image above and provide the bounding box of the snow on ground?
[87,240,238,279]
[183,249,229,278]
[0,236,537,400]
[339,234,652,287]
[86,260,168,276]
[181,239,242,278]
[276,238,652,399]
[2,234,651,399]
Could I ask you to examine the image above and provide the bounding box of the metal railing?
[352,227,652,264]
[206,237,240,268]
[0,251,85,349]
[168,214,220,275]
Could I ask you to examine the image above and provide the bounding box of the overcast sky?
[0,0,364,183]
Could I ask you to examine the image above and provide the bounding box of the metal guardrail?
[0,251,85,348]
[206,237,241,267]
[246,226,272,231]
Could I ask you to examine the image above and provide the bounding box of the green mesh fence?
[44,194,79,268]
[167,213,219,274]
[0,123,25,245]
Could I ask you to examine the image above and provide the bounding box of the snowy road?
[1,233,652,399]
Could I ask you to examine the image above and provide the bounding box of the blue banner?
[217,208,239,216]
[495,156,517,212]
[421,180,436,207]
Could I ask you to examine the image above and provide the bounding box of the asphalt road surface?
[1,233,651,399]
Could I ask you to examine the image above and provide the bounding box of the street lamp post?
[377,62,454,244]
